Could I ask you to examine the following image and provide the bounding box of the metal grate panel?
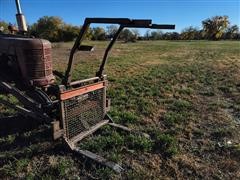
[61,87,105,140]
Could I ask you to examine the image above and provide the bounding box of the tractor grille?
[61,87,105,140]
[24,48,52,78]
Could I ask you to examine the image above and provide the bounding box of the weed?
[16,159,30,174]
[38,156,77,179]
[5,135,16,144]
[80,131,124,152]
[192,128,205,138]
[126,169,150,180]
[152,131,178,157]
[233,144,240,153]
[126,134,153,152]
[0,158,30,178]
[136,97,155,116]
[80,131,153,153]
[169,99,192,111]
[95,168,114,180]
[211,128,233,139]
[108,150,122,162]
[163,111,187,126]
[178,87,194,95]
[109,110,138,124]
[218,86,232,94]
[200,90,215,96]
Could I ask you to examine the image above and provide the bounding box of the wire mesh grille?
[62,88,105,140]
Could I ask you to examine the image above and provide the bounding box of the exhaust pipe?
[15,0,27,33]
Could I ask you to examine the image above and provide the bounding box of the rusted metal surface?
[69,76,100,86]
[60,81,105,100]
[0,35,55,87]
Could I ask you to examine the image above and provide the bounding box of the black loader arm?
[63,18,175,86]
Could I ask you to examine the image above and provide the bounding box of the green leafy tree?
[28,23,38,36]
[164,32,180,40]
[180,26,200,40]
[202,15,229,40]
[29,16,80,42]
[225,25,239,39]
[150,30,163,40]
[59,24,80,41]
[91,27,106,40]
[80,26,93,40]
[0,21,9,33]
[120,28,136,42]
[35,16,64,41]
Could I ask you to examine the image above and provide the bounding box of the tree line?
[0,15,239,42]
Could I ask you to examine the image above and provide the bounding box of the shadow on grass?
[0,115,43,137]
[0,115,67,163]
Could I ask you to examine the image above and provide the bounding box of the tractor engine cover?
[0,35,55,87]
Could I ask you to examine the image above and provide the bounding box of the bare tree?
[106,25,118,38]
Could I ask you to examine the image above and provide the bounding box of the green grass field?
[0,40,240,179]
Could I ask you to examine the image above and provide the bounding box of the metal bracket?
[52,121,64,140]
[73,148,124,173]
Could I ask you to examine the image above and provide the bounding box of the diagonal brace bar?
[96,25,124,77]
